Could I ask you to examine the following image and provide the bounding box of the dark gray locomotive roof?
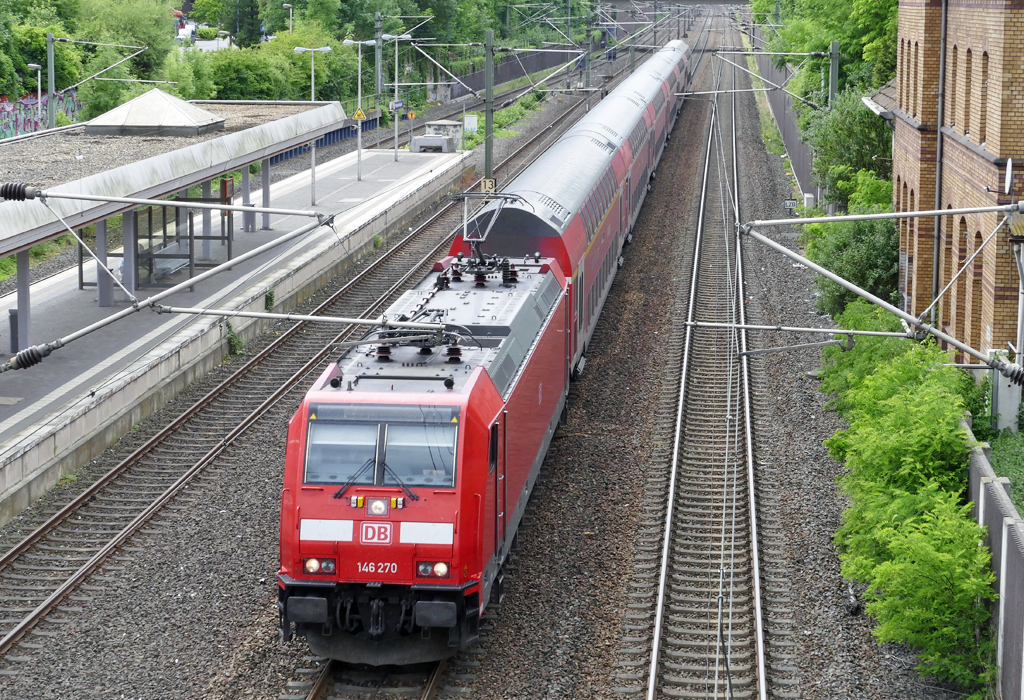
[332,260,563,398]
[467,40,689,241]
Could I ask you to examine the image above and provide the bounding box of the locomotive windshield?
[304,404,459,488]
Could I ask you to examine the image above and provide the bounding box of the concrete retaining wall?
[966,418,1024,699]
[0,152,474,526]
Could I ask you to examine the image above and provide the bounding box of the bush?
[197,26,217,40]
[823,308,996,694]
[802,205,899,317]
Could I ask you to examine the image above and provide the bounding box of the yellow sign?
[481,178,496,193]
[409,111,416,120]
[353,108,366,120]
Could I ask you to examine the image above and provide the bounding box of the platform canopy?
[0,101,347,256]
[85,88,226,137]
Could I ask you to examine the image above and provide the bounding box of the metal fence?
[966,418,1024,699]
[749,23,816,201]
[450,47,578,99]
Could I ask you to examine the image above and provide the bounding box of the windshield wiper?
[380,461,421,501]
[332,457,375,499]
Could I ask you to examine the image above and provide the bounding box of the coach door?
[622,176,631,236]
[491,415,507,548]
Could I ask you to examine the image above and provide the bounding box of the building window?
[949,47,957,128]
[964,49,973,139]
[917,41,925,118]
[980,52,988,146]
[971,231,983,349]
[899,39,905,110]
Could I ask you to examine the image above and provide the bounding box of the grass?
[987,430,1024,515]
[741,32,785,157]
[0,234,78,283]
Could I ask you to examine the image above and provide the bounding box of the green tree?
[190,0,223,27]
[77,0,175,79]
[301,0,339,34]
[0,0,19,99]
[801,207,898,317]
[208,46,289,97]
[802,90,892,204]
[222,0,262,46]
[160,46,216,99]
[11,22,82,94]
[76,44,143,119]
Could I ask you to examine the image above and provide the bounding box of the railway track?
[0,90,592,660]
[611,13,798,699]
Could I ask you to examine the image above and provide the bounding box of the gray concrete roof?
[85,88,226,137]
[0,102,347,257]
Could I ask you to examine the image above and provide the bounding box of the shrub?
[819,299,909,404]
[802,205,899,317]
[54,109,72,126]
[864,488,995,689]
[197,26,218,40]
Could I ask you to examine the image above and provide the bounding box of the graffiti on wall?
[0,90,80,139]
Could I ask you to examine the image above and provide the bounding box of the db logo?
[361,521,392,545]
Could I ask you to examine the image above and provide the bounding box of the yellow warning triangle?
[353,108,366,120]
[309,413,317,420]
[451,416,458,423]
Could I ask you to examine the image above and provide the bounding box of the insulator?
[1008,364,1024,387]
[14,345,44,369]
[1,183,29,201]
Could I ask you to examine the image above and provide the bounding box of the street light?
[294,46,332,101]
[26,63,41,130]
[282,3,293,34]
[343,39,376,181]
[381,33,411,161]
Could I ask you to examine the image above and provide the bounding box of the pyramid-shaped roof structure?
[85,88,225,137]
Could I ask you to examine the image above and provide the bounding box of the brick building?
[884,0,1024,354]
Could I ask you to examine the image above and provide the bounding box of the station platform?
[0,146,472,524]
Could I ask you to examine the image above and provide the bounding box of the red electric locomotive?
[278,40,691,665]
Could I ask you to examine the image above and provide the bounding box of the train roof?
[466,41,690,239]
[326,257,565,399]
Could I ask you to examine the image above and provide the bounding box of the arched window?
[965,49,973,139]
[949,46,957,127]
[955,217,968,342]
[913,42,919,118]
[908,189,916,302]
[970,231,983,349]
[899,40,906,110]
[980,52,989,145]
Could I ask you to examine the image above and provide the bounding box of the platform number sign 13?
[481,178,496,194]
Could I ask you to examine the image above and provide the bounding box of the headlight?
[418,562,433,576]
[367,497,389,516]
[433,562,449,577]
[304,558,320,573]
[320,559,336,573]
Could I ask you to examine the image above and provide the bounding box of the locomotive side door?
[491,414,507,548]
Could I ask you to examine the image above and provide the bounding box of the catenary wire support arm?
[739,224,1024,385]
[713,54,820,109]
[916,213,1009,324]
[0,216,329,373]
[686,321,912,337]
[154,306,448,331]
[747,200,1024,228]
[1,184,324,220]
[41,200,138,303]
[411,44,480,97]
[62,46,149,91]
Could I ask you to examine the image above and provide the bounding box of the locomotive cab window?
[303,404,460,488]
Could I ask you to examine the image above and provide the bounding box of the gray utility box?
[410,120,463,153]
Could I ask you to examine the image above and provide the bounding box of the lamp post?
[283,3,293,33]
[294,45,332,101]
[26,63,41,130]
[382,33,411,162]
[343,39,375,181]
